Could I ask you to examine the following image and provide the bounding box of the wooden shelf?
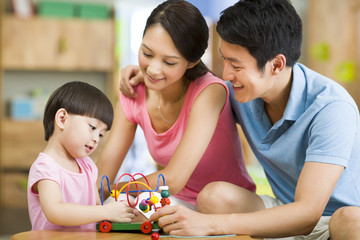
[1,172,28,208]
[2,16,114,72]
[1,118,108,169]
[1,119,46,169]
[0,15,116,207]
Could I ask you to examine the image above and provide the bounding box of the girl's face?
[61,114,107,160]
[138,24,193,91]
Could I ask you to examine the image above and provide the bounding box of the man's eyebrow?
[142,43,181,59]
[219,49,240,63]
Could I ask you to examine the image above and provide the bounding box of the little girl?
[28,81,137,230]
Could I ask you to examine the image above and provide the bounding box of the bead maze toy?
[96,173,171,238]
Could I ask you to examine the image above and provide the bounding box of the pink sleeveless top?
[120,73,255,205]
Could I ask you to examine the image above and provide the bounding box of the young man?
[121,0,360,239]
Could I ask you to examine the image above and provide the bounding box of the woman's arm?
[100,82,226,197]
[131,83,227,195]
[96,102,137,189]
[158,83,227,194]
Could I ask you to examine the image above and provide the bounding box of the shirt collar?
[282,63,307,122]
[249,64,308,143]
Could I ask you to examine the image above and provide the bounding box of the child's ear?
[55,108,68,130]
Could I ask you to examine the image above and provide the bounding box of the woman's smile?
[147,74,165,83]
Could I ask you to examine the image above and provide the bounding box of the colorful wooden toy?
[97,173,170,236]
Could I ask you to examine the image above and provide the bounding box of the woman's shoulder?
[197,72,226,85]
[119,83,147,124]
[119,83,146,106]
[191,72,228,96]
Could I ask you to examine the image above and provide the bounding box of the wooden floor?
[0,207,260,240]
[11,229,260,240]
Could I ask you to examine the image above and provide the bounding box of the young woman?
[97,0,255,209]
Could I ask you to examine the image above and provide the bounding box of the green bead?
[139,203,148,211]
[161,190,169,198]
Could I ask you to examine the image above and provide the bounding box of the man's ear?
[55,108,68,130]
[271,54,286,74]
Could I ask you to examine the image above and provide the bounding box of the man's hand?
[149,205,218,236]
[119,65,143,98]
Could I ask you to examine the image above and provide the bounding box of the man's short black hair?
[217,0,302,71]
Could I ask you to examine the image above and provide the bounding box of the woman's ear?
[55,108,68,130]
[188,59,201,69]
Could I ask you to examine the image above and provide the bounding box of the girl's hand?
[103,201,138,223]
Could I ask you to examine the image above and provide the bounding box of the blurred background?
[0,0,358,238]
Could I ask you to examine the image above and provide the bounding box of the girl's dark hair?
[217,0,302,71]
[144,0,209,81]
[43,81,114,141]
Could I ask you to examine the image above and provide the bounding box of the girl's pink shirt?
[27,153,98,230]
[120,73,256,205]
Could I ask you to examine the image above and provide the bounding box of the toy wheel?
[140,221,153,234]
[99,221,112,233]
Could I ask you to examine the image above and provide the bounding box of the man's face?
[219,40,274,103]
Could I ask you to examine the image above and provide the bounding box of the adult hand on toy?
[103,201,138,223]
[119,65,144,98]
[149,205,218,236]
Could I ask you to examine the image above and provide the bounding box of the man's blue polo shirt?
[228,63,360,215]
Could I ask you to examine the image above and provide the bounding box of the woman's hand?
[119,65,144,98]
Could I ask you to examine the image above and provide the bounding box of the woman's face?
[138,24,192,91]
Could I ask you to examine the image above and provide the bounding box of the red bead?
[151,232,160,240]
[160,198,171,207]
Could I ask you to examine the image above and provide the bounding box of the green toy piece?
[97,221,160,234]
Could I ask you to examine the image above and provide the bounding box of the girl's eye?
[99,134,104,138]
[89,124,96,130]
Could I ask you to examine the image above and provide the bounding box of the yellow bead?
[150,195,159,204]
[110,190,119,198]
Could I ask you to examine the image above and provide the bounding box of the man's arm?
[150,162,343,237]
[119,65,143,98]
